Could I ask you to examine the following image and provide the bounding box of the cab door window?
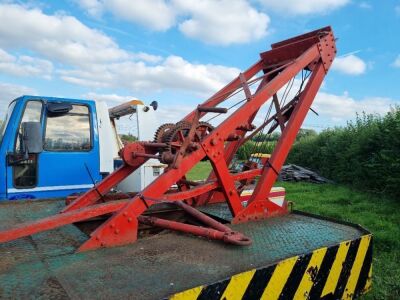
[15,101,42,152]
[44,105,91,151]
[13,100,43,188]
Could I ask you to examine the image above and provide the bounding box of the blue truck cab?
[0,95,104,200]
[0,95,161,201]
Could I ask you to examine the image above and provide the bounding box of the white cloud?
[0,82,37,117]
[0,3,241,95]
[393,55,400,68]
[105,0,176,31]
[151,103,194,125]
[0,48,53,79]
[132,52,163,64]
[314,92,397,121]
[258,0,349,15]
[83,92,135,103]
[77,0,175,31]
[174,0,269,45]
[274,77,396,122]
[82,89,399,135]
[253,77,397,125]
[77,0,269,45]
[82,92,194,134]
[83,92,138,135]
[0,3,129,66]
[331,54,367,75]
[76,0,104,17]
[60,55,240,95]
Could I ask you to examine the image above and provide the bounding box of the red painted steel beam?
[74,36,324,251]
[239,97,297,145]
[196,76,270,206]
[137,215,251,246]
[62,164,137,212]
[77,153,261,251]
[184,60,264,122]
[218,46,319,136]
[0,200,127,244]
[166,168,261,201]
[209,153,243,216]
[63,142,157,213]
[196,42,319,207]
[248,63,326,204]
[0,168,262,245]
[271,26,332,49]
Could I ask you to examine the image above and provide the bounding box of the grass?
[187,162,400,299]
[186,161,212,181]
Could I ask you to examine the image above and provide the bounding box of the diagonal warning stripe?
[220,269,256,300]
[278,254,313,299]
[363,264,372,293]
[260,256,298,300]
[341,235,371,299]
[170,285,204,300]
[242,266,275,300]
[308,244,340,299]
[321,240,351,297]
[198,280,230,300]
[335,238,362,298]
[169,234,373,300]
[354,235,373,297]
[293,247,327,299]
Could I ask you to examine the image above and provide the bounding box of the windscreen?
[0,100,16,144]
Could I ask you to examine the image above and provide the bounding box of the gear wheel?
[197,122,214,161]
[176,120,190,125]
[164,123,191,156]
[154,123,175,143]
[196,121,214,139]
[161,121,214,164]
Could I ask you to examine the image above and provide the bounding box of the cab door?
[6,99,101,200]
[36,101,100,199]
[6,99,43,200]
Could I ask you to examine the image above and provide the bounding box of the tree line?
[288,108,400,198]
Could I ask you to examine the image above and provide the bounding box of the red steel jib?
[0,26,336,251]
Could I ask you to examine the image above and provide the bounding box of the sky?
[0,0,399,134]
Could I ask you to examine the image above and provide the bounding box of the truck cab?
[0,95,160,200]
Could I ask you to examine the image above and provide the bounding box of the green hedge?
[288,108,400,198]
[236,129,317,160]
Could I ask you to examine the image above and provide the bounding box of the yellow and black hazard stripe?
[170,234,372,300]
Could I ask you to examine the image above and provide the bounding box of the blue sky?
[0,0,399,132]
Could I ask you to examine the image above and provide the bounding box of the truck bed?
[0,199,371,299]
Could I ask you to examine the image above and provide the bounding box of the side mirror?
[46,102,72,116]
[21,122,43,154]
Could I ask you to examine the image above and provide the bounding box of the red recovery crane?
[0,27,337,251]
